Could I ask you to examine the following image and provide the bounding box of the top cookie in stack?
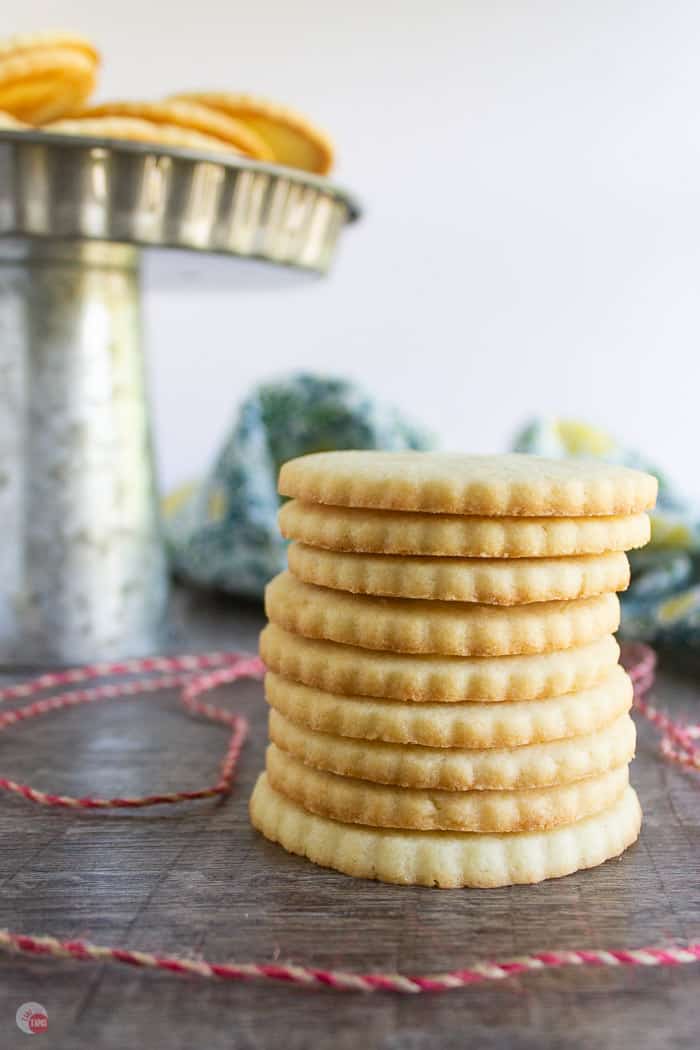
[251,451,657,888]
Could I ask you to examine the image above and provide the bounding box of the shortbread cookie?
[264,665,633,748]
[268,710,636,789]
[0,35,98,123]
[249,776,642,887]
[287,542,630,604]
[260,624,621,701]
[278,452,658,517]
[278,500,651,558]
[0,32,98,62]
[77,100,274,160]
[170,92,334,174]
[0,110,27,128]
[43,116,242,153]
[266,745,629,832]
[265,572,620,656]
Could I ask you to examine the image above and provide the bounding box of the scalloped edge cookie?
[0,48,97,124]
[265,744,630,832]
[78,100,273,159]
[43,116,243,153]
[266,572,620,656]
[0,32,99,62]
[170,91,334,174]
[287,542,630,604]
[260,625,621,702]
[264,665,633,748]
[278,501,651,558]
[249,776,642,887]
[268,709,636,789]
[278,452,657,517]
[0,110,27,128]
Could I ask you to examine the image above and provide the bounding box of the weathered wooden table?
[0,587,697,1050]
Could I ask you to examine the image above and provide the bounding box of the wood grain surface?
[0,586,697,1050]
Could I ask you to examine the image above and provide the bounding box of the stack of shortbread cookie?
[250,452,657,888]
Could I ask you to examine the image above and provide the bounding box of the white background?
[13,1,700,494]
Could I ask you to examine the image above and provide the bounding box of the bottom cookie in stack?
[250,774,641,889]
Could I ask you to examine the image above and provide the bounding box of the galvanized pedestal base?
[0,130,358,665]
[0,242,168,664]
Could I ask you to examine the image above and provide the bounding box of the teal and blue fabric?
[514,420,700,647]
[164,373,433,597]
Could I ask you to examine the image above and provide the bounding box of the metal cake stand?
[0,129,360,664]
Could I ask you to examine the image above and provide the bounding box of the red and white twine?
[623,642,700,772]
[0,929,698,993]
[0,641,696,993]
[0,651,264,808]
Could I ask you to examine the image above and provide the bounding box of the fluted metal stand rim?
[0,130,360,275]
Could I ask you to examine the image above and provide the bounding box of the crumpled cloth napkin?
[163,373,432,597]
[514,420,700,647]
